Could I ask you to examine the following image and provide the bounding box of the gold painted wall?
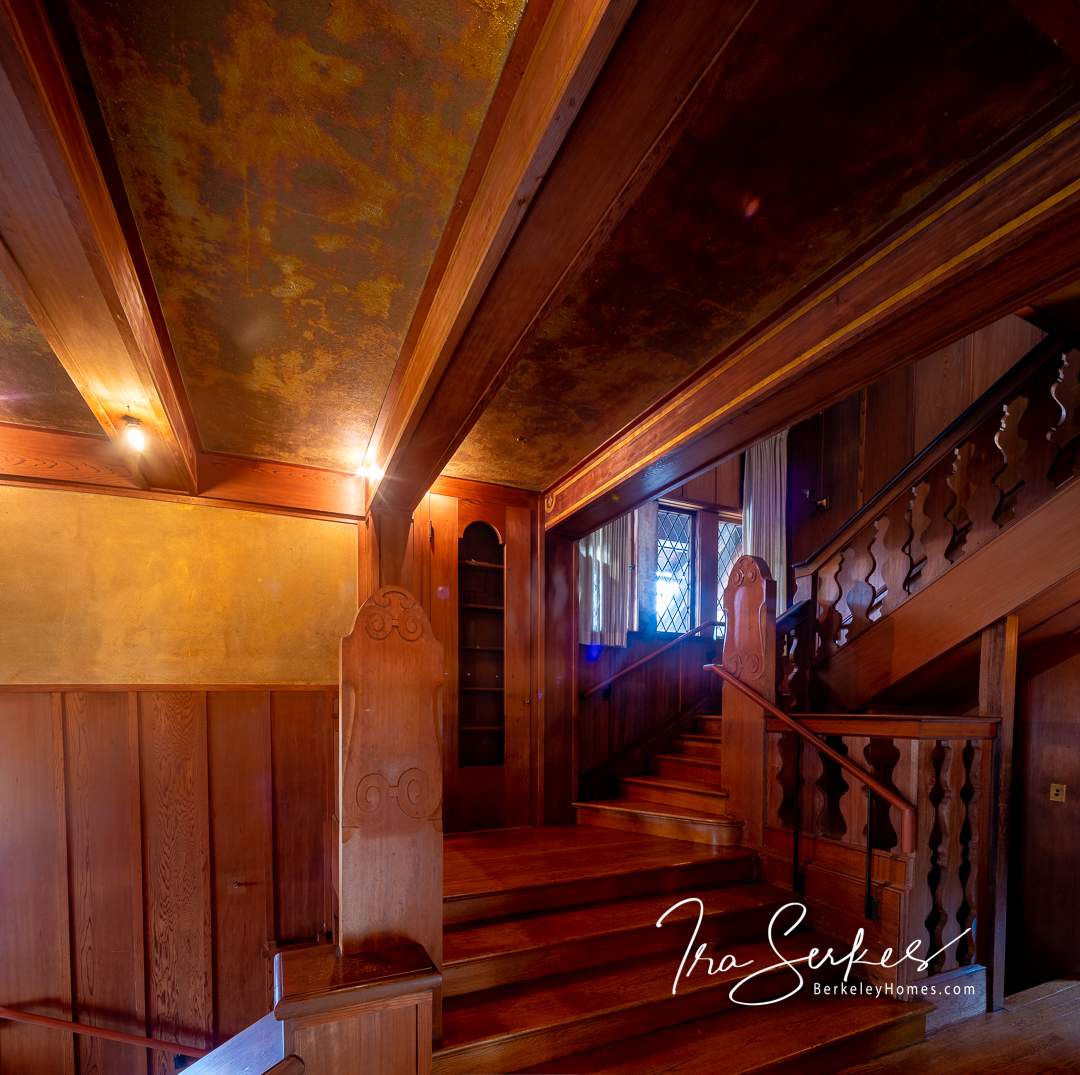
[0,486,356,684]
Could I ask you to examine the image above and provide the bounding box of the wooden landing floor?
[444,825,752,899]
[841,979,1080,1074]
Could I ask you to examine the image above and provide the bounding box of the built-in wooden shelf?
[459,522,506,768]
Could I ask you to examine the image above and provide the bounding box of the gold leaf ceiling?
[69,0,525,469]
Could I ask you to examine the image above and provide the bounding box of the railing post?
[864,788,877,920]
[978,614,1019,1012]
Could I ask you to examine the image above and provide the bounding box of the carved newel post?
[273,586,444,1074]
[721,556,777,848]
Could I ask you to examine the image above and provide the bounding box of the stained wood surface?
[0,693,74,1075]
[841,980,1080,1074]
[0,686,333,1070]
[208,692,274,1038]
[272,691,334,945]
[139,691,213,1071]
[520,991,928,1073]
[63,691,146,1075]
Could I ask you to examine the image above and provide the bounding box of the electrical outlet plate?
[1050,782,1067,803]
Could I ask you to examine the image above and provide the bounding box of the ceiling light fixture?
[121,414,146,452]
[355,462,384,481]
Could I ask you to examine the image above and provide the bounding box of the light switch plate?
[1050,782,1067,803]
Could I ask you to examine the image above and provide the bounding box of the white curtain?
[743,429,788,608]
[577,512,634,647]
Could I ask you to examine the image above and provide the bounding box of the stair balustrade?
[792,336,1078,667]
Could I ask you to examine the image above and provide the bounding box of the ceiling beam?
[544,106,1080,536]
[0,0,198,492]
[365,0,661,516]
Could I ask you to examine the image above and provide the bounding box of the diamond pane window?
[716,520,743,636]
[656,507,694,633]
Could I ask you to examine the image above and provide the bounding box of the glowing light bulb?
[122,417,146,452]
[355,462,384,480]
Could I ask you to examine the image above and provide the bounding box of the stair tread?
[676,733,723,743]
[445,826,751,904]
[654,752,722,766]
[516,989,933,1073]
[444,882,786,966]
[622,775,729,797]
[576,800,742,825]
[439,930,838,1054]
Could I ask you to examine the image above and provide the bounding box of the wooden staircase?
[438,827,931,1074]
[574,711,745,847]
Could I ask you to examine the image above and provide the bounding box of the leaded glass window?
[656,507,694,633]
[716,520,743,635]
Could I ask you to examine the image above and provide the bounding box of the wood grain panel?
[272,691,333,945]
[504,504,534,828]
[138,691,213,1070]
[207,691,274,1039]
[0,693,74,1075]
[62,691,145,1075]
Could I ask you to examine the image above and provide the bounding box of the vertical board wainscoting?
[0,686,335,1074]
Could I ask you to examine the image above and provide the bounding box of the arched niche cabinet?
[434,497,533,833]
[457,521,506,767]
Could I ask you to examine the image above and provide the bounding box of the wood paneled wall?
[1010,650,1080,991]
[788,315,1044,563]
[0,687,334,1074]
[665,456,741,512]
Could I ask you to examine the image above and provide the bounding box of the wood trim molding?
[0,424,537,520]
[543,104,1080,536]
[365,0,636,515]
[0,0,198,492]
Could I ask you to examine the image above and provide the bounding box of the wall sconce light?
[803,488,830,513]
[122,415,146,452]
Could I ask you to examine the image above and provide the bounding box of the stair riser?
[435,956,837,1075]
[675,737,724,758]
[621,782,729,814]
[694,716,723,735]
[444,856,755,926]
[746,1012,928,1074]
[655,756,723,784]
[444,902,781,997]
[575,804,742,847]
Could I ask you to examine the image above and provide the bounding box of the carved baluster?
[837,526,876,642]
[959,411,1009,557]
[839,735,870,848]
[923,740,949,970]
[1014,353,1069,519]
[903,740,937,984]
[936,740,967,975]
[864,737,901,851]
[955,740,980,966]
[1049,348,1080,486]
[945,442,973,562]
[890,738,918,855]
[815,735,850,840]
[872,496,914,616]
[772,731,796,829]
[909,457,957,593]
[993,394,1029,527]
[816,552,845,656]
[802,742,824,840]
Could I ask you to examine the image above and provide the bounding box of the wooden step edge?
[575,801,744,847]
[443,886,788,997]
[622,775,729,797]
[434,933,838,1075]
[677,733,724,743]
[739,998,934,1074]
[443,849,756,925]
[653,752,722,767]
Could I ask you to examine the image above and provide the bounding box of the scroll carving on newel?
[337,584,444,978]
[722,555,776,689]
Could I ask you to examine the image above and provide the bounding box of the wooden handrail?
[706,663,916,853]
[580,620,722,698]
[792,333,1065,576]
[0,1005,208,1059]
